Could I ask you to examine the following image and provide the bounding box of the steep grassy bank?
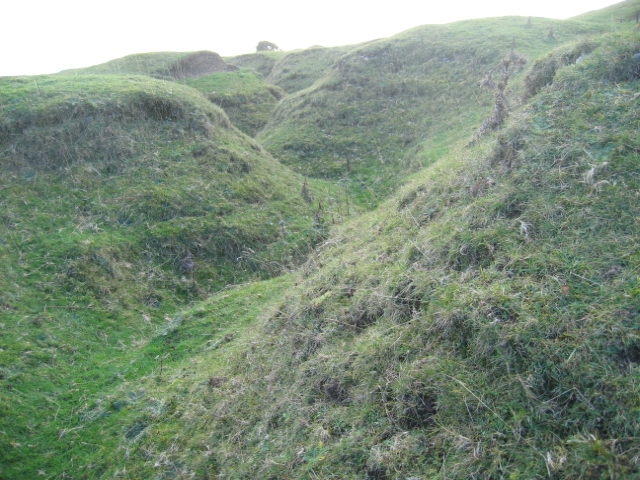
[0,74,337,478]
[59,52,286,137]
[2,3,639,478]
[183,71,285,136]
[257,17,607,203]
[74,28,640,479]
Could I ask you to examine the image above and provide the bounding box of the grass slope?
[0,73,337,478]
[573,0,640,23]
[1,3,639,479]
[228,46,351,94]
[225,51,287,79]
[59,52,198,76]
[257,17,607,204]
[264,45,354,94]
[183,71,285,136]
[59,51,234,79]
[0,275,295,479]
[58,27,640,479]
[60,52,284,137]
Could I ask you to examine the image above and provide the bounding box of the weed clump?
[523,39,597,99]
[476,50,527,138]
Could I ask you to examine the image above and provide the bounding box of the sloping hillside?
[0,74,324,283]
[0,73,335,479]
[60,50,237,78]
[257,17,606,201]
[59,52,285,137]
[574,0,640,23]
[264,45,353,94]
[14,24,638,480]
[224,50,287,78]
[1,3,639,479]
[228,30,639,479]
[183,71,285,136]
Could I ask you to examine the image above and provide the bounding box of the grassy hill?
[225,50,287,78]
[574,0,640,23]
[0,73,339,479]
[2,2,640,478]
[59,51,236,78]
[256,17,607,204]
[54,27,638,479]
[182,71,285,137]
[263,45,354,94]
[60,51,197,76]
[60,51,285,137]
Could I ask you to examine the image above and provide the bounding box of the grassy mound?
[183,71,285,136]
[257,17,606,202]
[225,50,287,79]
[61,28,640,479]
[0,74,338,479]
[60,51,236,78]
[264,45,353,94]
[2,3,639,479]
[0,71,333,330]
[60,53,281,136]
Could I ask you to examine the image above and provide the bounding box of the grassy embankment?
[1,1,639,478]
[0,73,337,478]
[7,17,636,480]
[60,51,288,138]
[256,16,607,206]
[109,28,640,479]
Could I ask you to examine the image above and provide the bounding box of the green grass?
[58,52,284,137]
[573,0,640,23]
[58,51,235,79]
[0,73,345,478]
[0,275,294,479]
[2,3,640,479]
[181,70,285,136]
[256,16,607,204]
[58,51,197,76]
[211,28,638,478]
[225,50,288,78]
[265,45,354,93]
[40,26,639,479]
[0,72,340,303]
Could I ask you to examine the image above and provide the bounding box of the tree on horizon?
[256,41,280,52]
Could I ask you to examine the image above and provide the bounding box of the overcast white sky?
[1,0,621,76]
